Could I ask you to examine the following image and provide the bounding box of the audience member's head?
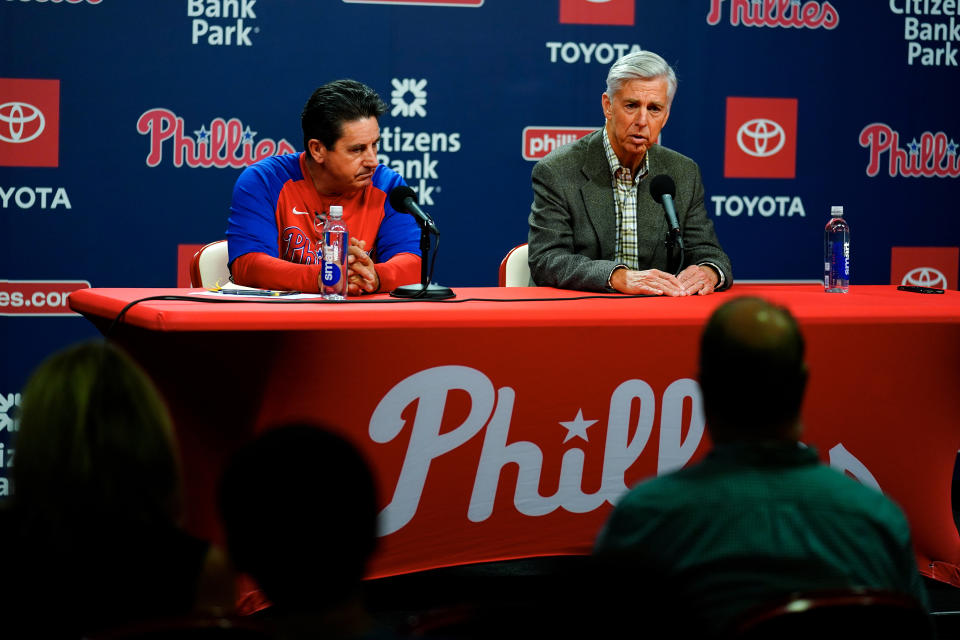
[14,340,182,531]
[698,296,807,442]
[218,423,379,612]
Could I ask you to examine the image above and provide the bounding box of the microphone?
[650,174,683,249]
[389,185,439,235]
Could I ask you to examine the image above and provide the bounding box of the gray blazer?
[527,130,732,291]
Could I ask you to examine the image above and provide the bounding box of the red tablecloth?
[69,285,960,585]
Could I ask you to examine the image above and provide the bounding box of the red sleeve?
[375,252,422,292]
[231,252,322,293]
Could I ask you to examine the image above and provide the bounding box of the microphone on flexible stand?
[650,174,684,275]
[389,185,440,236]
[387,185,455,299]
[650,174,683,250]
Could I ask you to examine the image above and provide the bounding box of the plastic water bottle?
[321,205,348,300]
[824,205,850,293]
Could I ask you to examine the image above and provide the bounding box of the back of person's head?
[699,297,807,440]
[301,79,387,151]
[218,423,379,611]
[13,340,182,532]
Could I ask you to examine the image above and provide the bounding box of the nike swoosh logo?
[292,207,310,216]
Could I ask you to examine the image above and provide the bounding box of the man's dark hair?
[300,79,387,151]
[217,423,379,611]
[698,297,807,438]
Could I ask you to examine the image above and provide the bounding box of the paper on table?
[191,283,326,300]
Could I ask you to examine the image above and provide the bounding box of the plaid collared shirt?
[602,127,649,269]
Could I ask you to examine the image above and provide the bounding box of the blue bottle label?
[830,240,849,281]
[321,258,341,286]
[321,231,346,287]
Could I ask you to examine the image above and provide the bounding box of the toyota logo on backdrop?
[0,102,45,143]
[902,267,947,289]
[559,0,634,25]
[0,78,60,167]
[724,97,797,179]
[736,118,785,158]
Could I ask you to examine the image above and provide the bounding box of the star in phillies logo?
[0,78,60,167]
[559,0,634,25]
[724,97,797,178]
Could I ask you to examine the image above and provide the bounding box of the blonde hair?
[13,341,182,531]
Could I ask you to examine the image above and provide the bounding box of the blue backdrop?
[2,0,959,493]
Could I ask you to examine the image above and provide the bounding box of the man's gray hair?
[605,50,678,107]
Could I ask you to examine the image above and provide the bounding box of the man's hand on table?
[677,265,718,296]
[610,265,717,296]
[347,237,379,295]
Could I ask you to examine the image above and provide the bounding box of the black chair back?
[730,588,934,639]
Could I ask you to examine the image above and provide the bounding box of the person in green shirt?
[595,296,928,634]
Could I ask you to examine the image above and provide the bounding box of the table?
[69,285,960,585]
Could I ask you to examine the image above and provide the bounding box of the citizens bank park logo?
[342,0,483,5]
[860,124,960,177]
[391,78,427,118]
[706,0,838,28]
[522,127,594,161]
[0,280,90,317]
[0,78,59,167]
[378,78,461,206]
[892,2,960,67]
[724,97,798,179]
[137,109,295,168]
[559,0,634,26]
[187,0,259,47]
[0,393,19,435]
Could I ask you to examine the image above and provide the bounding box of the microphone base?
[389,283,456,300]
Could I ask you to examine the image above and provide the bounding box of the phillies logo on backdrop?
[706,0,838,29]
[724,97,798,178]
[136,108,296,168]
[559,0,634,26]
[0,280,90,317]
[0,78,60,167]
[859,123,960,178]
[522,127,594,161]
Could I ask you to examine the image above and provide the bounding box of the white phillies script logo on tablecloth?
[368,365,880,535]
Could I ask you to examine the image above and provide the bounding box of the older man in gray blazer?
[528,51,732,295]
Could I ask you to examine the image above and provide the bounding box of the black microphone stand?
[390,222,455,299]
[664,227,685,276]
